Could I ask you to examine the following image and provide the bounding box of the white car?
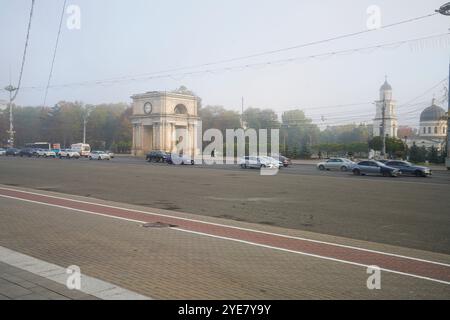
[317,158,356,172]
[168,153,194,165]
[36,149,57,158]
[89,151,111,160]
[0,148,5,156]
[239,156,280,169]
[105,151,115,158]
[59,149,80,159]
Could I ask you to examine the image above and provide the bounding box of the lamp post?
[4,84,17,148]
[436,2,450,169]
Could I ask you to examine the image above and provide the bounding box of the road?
[1,156,449,255]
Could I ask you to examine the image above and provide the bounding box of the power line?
[19,32,450,91]
[58,11,438,84]
[11,0,35,101]
[43,0,67,107]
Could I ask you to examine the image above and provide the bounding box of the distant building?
[407,98,447,150]
[130,91,201,157]
[373,78,398,138]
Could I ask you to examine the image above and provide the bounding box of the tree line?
[0,101,132,152]
[1,95,445,162]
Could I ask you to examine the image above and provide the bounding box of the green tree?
[427,146,439,164]
[409,143,426,163]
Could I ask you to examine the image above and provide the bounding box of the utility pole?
[241,96,244,128]
[380,98,386,158]
[4,84,17,148]
[435,2,450,169]
[447,61,450,169]
[82,104,92,144]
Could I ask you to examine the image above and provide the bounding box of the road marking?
[0,186,448,267]
[173,228,450,286]
[0,186,449,286]
[0,246,151,300]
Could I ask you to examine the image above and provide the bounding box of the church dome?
[420,99,446,122]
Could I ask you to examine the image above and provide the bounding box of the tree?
[427,146,439,164]
[409,143,426,163]
[243,107,280,130]
[369,136,405,158]
[281,109,319,156]
[199,105,241,134]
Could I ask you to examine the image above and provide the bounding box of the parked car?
[36,149,57,158]
[89,151,111,160]
[59,149,80,159]
[352,160,400,177]
[239,156,280,169]
[385,160,431,177]
[5,148,20,156]
[0,148,6,156]
[146,150,169,163]
[105,150,115,158]
[19,148,36,157]
[166,153,194,165]
[317,158,356,172]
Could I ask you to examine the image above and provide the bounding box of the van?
[71,143,91,157]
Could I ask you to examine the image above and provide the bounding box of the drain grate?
[142,222,177,228]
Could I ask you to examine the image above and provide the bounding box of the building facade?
[130,91,201,157]
[407,98,447,151]
[373,79,398,138]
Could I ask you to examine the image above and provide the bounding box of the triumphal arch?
[130,91,201,157]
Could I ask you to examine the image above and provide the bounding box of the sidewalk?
[0,261,98,300]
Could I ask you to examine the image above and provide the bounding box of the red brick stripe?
[1,187,449,284]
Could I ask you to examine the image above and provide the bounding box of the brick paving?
[0,187,449,299]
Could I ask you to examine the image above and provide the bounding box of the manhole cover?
[142,222,177,228]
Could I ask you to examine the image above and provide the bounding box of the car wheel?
[353,169,361,176]
[89,157,92,160]
[318,165,325,171]
[382,171,390,177]
[415,170,424,177]
[340,166,348,172]
[191,160,194,165]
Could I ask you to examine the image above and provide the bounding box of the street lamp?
[436,2,450,169]
[4,84,17,147]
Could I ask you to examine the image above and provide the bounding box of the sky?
[0,0,449,128]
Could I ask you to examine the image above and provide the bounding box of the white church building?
[372,79,448,151]
[373,78,398,138]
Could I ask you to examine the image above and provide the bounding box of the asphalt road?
[1,155,449,254]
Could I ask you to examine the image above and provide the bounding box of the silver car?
[352,160,400,177]
[317,158,355,172]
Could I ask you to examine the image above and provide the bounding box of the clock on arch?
[143,102,152,114]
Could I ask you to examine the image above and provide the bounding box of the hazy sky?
[0,0,449,127]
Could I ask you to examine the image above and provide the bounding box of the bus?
[25,142,61,153]
[71,143,91,157]
[26,142,51,150]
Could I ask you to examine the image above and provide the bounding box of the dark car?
[385,160,431,177]
[273,155,292,167]
[352,160,400,177]
[19,148,36,157]
[146,150,169,162]
[5,148,20,156]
